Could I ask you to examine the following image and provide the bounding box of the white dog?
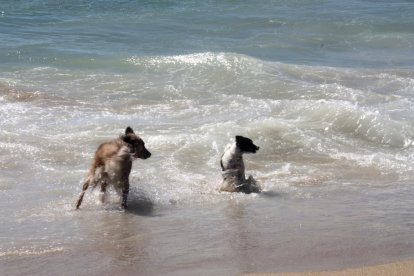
[220,135,261,194]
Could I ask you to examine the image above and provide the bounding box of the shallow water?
[1,1,414,275]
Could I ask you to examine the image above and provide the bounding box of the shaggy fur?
[75,127,151,209]
[220,135,260,194]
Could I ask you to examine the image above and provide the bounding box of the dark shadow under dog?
[124,187,155,217]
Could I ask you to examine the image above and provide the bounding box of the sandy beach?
[249,259,414,276]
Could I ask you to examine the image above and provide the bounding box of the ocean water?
[1,1,414,275]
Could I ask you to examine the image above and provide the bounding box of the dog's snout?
[145,150,151,159]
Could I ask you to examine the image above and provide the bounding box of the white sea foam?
[0,246,66,257]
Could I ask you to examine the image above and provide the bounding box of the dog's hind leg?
[76,176,91,209]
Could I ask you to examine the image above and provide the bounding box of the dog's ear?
[236,135,250,145]
[123,135,132,144]
[125,126,134,135]
[123,127,135,144]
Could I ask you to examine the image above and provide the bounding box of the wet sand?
[248,259,414,276]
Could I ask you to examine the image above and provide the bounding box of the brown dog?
[75,127,151,209]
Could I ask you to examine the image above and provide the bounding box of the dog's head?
[122,127,151,159]
[235,135,259,154]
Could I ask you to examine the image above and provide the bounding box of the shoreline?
[247,259,414,276]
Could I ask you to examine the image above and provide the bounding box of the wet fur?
[75,127,151,209]
[220,136,261,194]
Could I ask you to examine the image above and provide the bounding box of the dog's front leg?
[121,179,129,209]
[99,172,109,204]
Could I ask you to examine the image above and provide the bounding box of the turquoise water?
[2,0,414,68]
[1,1,414,275]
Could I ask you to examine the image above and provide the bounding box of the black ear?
[125,126,134,135]
[123,135,132,144]
[236,135,250,145]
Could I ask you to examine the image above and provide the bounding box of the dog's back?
[90,139,133,186]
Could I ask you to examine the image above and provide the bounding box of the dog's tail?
[75,175,92,209]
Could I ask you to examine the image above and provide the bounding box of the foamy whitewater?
[1,1,414,275]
